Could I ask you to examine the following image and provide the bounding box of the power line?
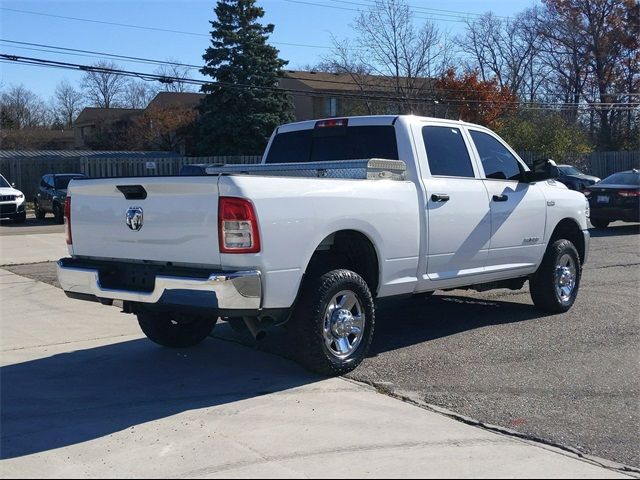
[0,7,333,50]
[0,39,202,70]
[4,38,638,102]
[2,53,638,111]
[283,0,468,23]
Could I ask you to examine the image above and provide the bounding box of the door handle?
[431,193,450,203]
[493,194,509,202]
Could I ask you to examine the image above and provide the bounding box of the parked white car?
[0,174,26,223]
[57,115,590,375]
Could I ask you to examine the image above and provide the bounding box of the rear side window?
[470,130,523,181]
[265,126,399,163]
[422,126,474,178]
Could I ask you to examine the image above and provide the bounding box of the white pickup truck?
[57,115,590,375]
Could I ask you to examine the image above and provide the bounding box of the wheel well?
[549,218,585,264]
[305,230,380,295]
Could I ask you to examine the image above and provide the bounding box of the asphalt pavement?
[2,218,639,471]
[0,214,64,236]
[3,272,629,478]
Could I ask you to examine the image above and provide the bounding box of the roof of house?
[281,70,434,93]
[74,108,143,126]
[147,91,205,109]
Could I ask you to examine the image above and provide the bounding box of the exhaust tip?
[243,316,267,341]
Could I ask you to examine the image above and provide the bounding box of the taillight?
[218,197,261,253]
[64,196,72,245]
[618,190,640,197]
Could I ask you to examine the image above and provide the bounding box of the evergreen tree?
[194,0,294,155]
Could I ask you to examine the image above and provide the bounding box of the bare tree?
[326,0,449,114]
[0,84,49,129]
[537,0,639,148]
[54,80,85,127]
[154,59,196,93]
[122,79,158,109]
[80,61,128,108]
[458,10,543,99]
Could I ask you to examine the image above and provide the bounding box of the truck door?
[467,128,546,272]
[413,122,492,283]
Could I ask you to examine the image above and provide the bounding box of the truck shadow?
[370,294,550,355]
[589,223,640,237]
[0,337,320,460]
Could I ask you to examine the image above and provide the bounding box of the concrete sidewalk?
[0,269,633,478]
[0,232,67,266]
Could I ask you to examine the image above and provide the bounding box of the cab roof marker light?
[315,118,348,128]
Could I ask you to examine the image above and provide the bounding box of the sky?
[0,0,539,100]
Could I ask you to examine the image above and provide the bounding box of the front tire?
[288,269,375,376]
[530,239,581,313]
[591,219,609,229]
[137,312,216,348]
[13,212,26,223]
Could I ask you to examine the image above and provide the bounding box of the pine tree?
[194,0,294,155]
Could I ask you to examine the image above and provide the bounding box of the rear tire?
[590,219,609,229]
[53,203,64,224]
[137,312,216,348]
[530,239,581,313]
[34,200,45,219]
[288,269,375,376]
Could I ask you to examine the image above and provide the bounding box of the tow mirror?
[526,158,556,183]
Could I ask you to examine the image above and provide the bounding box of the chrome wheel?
[323,290,365,359]
[555,253,576,303]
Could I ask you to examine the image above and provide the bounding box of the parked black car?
[551,164,600,191]
[34,173,86,223]
[584,169,640,228]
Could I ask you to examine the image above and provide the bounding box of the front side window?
[470,130,523,181]
[422,126,475,178]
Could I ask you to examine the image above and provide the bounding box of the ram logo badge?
[125,207,144,231]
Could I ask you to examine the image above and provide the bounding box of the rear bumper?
[56,258,262,312]
[590,207,640,223]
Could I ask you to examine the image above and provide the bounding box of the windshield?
[55,175,85,190]
[558,166,582,176]
[600,172,640,186]
[0,175,10,188]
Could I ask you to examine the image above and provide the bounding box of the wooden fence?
[0,155,261,201]
[1,151,638,202]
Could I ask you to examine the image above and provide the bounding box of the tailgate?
[68,176,221,266]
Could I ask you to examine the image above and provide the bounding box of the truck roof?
[276,115,480,134]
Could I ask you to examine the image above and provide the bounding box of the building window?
[325,97,338,117]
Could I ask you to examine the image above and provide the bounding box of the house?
[72,71,439,150]
[280,70,439,120]
[73,108,142,149]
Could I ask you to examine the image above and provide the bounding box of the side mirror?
[11,182,16,188]
[526,158,556,183]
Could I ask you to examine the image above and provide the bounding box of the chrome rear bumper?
[56,259,261,311]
